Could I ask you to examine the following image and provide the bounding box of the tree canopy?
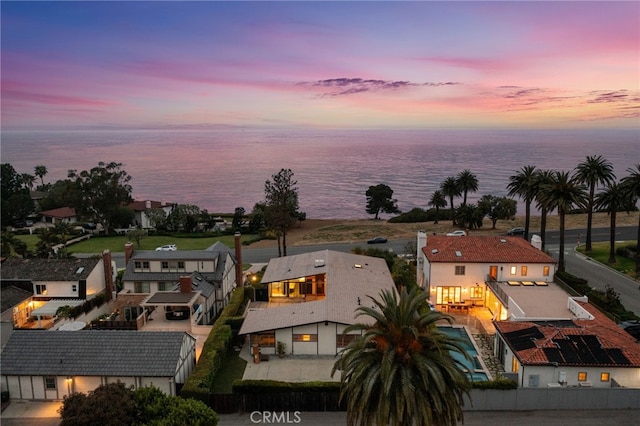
[365,183,400,220]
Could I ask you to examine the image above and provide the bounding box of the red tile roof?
[494,302,640,367]
[423,235,556,264]
[39,207,77,218]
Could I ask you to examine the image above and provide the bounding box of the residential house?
[0,285,32,348]
[494,301,640,388]
[239,250,397,356]
[39,207,78,225]
[416,232,557,314]
[128,200,174,229]
[1,330,195,400]
[121,242,237,325]
[0,252,114,328]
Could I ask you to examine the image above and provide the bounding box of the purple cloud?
[298,78,460,97]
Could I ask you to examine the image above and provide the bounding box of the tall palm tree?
[507,165,538,241]
[440,177,461,225]
[34,165,48,187]
[594,182,636,264]
[574,155,615,253]
[534,169,555,251]
[620,164,640,275]
[428,190,447,224]
[538,171,587,272]
[456,169,479,206]
[332,287,471,426]
[21,174,36,192]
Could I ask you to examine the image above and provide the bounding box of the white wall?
[318,322,337,355]
[292,324,318,355]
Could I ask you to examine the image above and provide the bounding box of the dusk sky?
[2,1,639,130]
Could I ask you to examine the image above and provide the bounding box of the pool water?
[437,326,490,382]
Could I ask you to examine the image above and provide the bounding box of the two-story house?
[121,242,236,325]
[0,251,114,328]
[239,250,397,356]
[128,200,175,229]
[416,232,557,316]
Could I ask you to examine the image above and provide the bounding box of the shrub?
[470,378,518,390]
[233,380,341,394]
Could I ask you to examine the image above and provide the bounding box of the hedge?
[470,378,518,390]
[181,287,245,403]
[233,380,341,394]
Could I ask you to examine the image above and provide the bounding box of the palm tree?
[507,165,538,241]
[54,221,73,245]
[538,171,587,272]
[428,190,447,224]
[34,165,48,187]
[456,169,479,206]
[440,177,461,225]
[594,182,636,264]
[620,164,640,275]
[21,173,36,192]
[36,228,60,258]
[534,169,555,251]
[332,287,471,426]
[574,155,615,253]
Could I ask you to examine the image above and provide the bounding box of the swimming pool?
[437,326,490,382]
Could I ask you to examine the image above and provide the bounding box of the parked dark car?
[507,227,525,236]
[165,306,190,320]
[367,236,388,244]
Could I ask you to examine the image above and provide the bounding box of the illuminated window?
[511,357,519,373]
[600,372,610,382]
[455,266,466,275]
[293,334,318,342]
[543,266,550,276]
[578,372,587,381]
[36,284,47,295]
[271,282,286,297]
[521,266,527,276]
[45,377,56,390]
[470,286,483,299]
[510,266,517,275]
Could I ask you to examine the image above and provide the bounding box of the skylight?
[75,267,85,274]
[455,251,462,257]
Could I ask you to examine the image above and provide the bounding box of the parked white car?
[155,244,177,251]
[446,230,467,237]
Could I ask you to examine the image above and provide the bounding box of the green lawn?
[16,233,256,254]
[210,346,248,393]
[578,241,638,278]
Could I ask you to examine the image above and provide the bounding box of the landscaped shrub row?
[180,287,245,403]
[616,244,637,260]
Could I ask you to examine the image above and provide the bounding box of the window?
[578,372,587,382]
[543,266,550,276]
[600,372,610,382]
[436,286,461,304]
[271,282,286,297]
[161,261,169,269]
[337,334,358,347]
[143,261,149,269]
[134,261,142,268]
[253,331,275,347]
[134,282,150,293]
[157,282,170,291]
[521,266,527,276]
[510,266,517,275]
[178,261,185,269]
[470,286,483,299]
[36,284,47,295]
[71,284,77,292]
[293,334,318,342]
[45,377,56,390]
[454,266,466,275]
[511,357,520,373]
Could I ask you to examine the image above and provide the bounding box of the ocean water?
[1,128,638,219]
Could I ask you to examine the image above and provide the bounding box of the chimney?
[179,276,192,293]
[102,249,114,301]
[234,232,243,288]
[124,242,134,266]
[145,200,151,209]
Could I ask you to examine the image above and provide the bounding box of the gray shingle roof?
[1,258,101,281]
[1,330,193,377]
[1,286,32,313]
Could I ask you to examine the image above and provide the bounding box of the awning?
[31,299,84,316]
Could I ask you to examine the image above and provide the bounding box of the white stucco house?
[239,250,397,356]
[0,252,114,328]
[128,200,174,229]
[416,232,557,316]
[494,301,640,389]
[1,330,196,400]
[121,242,237,325]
